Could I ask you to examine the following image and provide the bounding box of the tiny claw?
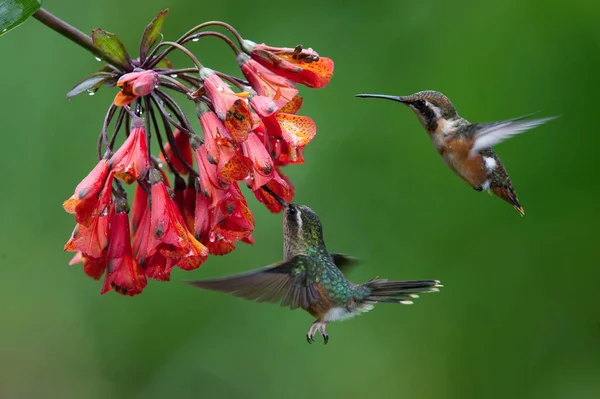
[323,335,329,345]
[306,335,314,344]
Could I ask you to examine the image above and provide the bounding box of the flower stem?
[32,8,126,70]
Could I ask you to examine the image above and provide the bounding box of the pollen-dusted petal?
[279,96,303,114]
[240,57,298,108]
[217,148,253,185]
[276,113,316,147]
[277,54,334,89]
[160,129,194,175]
[250,44,334,88]
[224,99,252,143]
[175,231,209,270]
[110,122,151,184]
[102,210,147,296]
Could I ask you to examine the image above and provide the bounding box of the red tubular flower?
[63,159,110,226]
[109,118,151,184]
[201,68,252,143]
[160,129,194,175]
[242,132,274,190]
[262,111,316,148]
[130,183,148,235]
[193,182,254,256]
[252,168,294,213]
[148,168,209,269]
[245,42,334,88]
[70,252,108,281]
[238,54,298,108]
[101,199,148,296]
[173,175,196,233]
[132,205,172,281]
[114,70,159,107]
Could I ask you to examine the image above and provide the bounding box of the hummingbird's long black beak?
[261,186,288,207]
[355,93,407,103]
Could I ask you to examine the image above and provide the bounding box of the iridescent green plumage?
[188,201,440,344]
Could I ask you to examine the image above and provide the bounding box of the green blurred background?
[1,0,599,398]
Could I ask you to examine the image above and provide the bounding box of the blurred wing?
[469,115,557,158]
[330,253,359,274]
[187,255,320,310]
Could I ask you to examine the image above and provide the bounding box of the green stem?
[32,8,127,70]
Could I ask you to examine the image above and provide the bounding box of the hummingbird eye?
[288,205,297,215]
[413,99,426,109]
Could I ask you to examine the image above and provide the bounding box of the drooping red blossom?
[63,159,110,226]
[130,183,148,235]
[238,54,298,108]
[114,70,159,107]
[200,68,252,142]
[160,129,194,175]
[252,168,294,213]
[101,199,148,296]
[64,12,334,295]
[242,132,274,190]
[69,252,108,281]
[109,118,151,184]
[197,103,253,184]
[148,168,209,268]
[245,42,334,88]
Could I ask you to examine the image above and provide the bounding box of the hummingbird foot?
[306,320,329,345]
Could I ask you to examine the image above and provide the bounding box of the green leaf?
[0,0,43,36]
[91,28,131,70]
[139,9,168,62]
[66,72,116,99]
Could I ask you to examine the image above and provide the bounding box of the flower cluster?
[63,10,334,295]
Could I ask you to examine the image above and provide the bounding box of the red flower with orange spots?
[61,10,333,295]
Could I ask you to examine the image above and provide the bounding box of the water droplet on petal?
[209,231,216,243]
[95,57,102,62]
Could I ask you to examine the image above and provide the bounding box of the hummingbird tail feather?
[363,279,441,304]
[492,185,524,216]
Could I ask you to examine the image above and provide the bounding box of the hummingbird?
[188,188,441,344]
[355,91,557,215]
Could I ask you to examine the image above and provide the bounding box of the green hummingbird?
[188,189,441,344]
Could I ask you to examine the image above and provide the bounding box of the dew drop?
[192,37,200,42]
[95,57,102,62]
[1,28,7,33]
[86,89,96,96]
[170,74,178,78]
[209,231,216,243]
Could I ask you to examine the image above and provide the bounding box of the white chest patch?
[483,156,497,171]
[323,303,375,322]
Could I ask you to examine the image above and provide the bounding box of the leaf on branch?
[67,73,116,99]
[92,28,131,69]
[139,9,168,62]
[0,0,43,37]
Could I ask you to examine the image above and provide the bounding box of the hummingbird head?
[282,203,324,248]
[355,90,458,133]
[260,186,325,254]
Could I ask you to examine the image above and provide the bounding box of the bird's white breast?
[323,303,375,322]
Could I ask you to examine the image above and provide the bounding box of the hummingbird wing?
[186,255,320,310]
[468,115,557,158]
[330,253,359,274]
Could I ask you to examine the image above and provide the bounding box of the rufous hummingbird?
[356,91,557,215]
[188,189,441,344]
